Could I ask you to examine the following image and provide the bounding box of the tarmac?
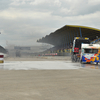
[0,56,100,100]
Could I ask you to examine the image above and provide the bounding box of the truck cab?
[80,44,100,64]
[71,37,90,62]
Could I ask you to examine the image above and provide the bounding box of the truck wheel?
[77,58,80,62]
[96,62,98,65]
[80,60,82,64]
[71,54,74,62]
[74,57,77,62]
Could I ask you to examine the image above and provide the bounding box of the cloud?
[0,7,52,20]
[30,0,61,7]
[88,0,100,5]
[0,17,56,46]
[0,0,100,47]
[10,0,32,6]
[51,0,100,16]
[8,0,100,17]
[0,0,11,10]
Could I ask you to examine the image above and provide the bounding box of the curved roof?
[37,25,100,46]
[65,25,100,31]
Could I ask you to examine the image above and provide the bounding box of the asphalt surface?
[0,56,100,100]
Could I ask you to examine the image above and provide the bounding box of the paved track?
[0,57,100,100]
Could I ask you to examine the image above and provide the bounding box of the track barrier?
[0,55,4,63]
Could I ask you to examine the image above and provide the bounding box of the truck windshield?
[75,39,90,49]
[84,49,98,53]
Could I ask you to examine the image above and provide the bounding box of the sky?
[0,0,100,47]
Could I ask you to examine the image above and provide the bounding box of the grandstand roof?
[0,46,7,53]
[37,25,100,46]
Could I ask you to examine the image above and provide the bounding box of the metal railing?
[91,38,100,44]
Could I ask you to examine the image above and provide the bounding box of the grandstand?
[0,46,7,53]
[37,25,100,56]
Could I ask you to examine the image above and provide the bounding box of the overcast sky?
[0,0,100,47]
